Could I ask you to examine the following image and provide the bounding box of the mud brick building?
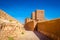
[25,10,46,30]
[25,10,45,23]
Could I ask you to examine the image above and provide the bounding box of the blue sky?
[0,0,60,24]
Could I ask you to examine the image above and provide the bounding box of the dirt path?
[15,31,40,40]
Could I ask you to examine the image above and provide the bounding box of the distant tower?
[32,12,35,20]
[35,10,44,21]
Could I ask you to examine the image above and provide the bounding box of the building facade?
[35,10,44,21]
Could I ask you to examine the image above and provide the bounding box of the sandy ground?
[14,31,40,40]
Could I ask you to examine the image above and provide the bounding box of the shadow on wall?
[37,18,60,40]
[34,24,53,40]
[24,18,60,40]
[34,31,53,40]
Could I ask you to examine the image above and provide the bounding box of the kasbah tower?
[25,10,46,30]
[25,10,45,23]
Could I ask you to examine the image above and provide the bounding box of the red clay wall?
[37,19,60,39]
[24,21,35,31]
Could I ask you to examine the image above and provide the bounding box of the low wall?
[24,21,35,31]
[37,19,60,40]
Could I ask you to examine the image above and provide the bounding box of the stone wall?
[37,18,60,40]
[24,21,37,31]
